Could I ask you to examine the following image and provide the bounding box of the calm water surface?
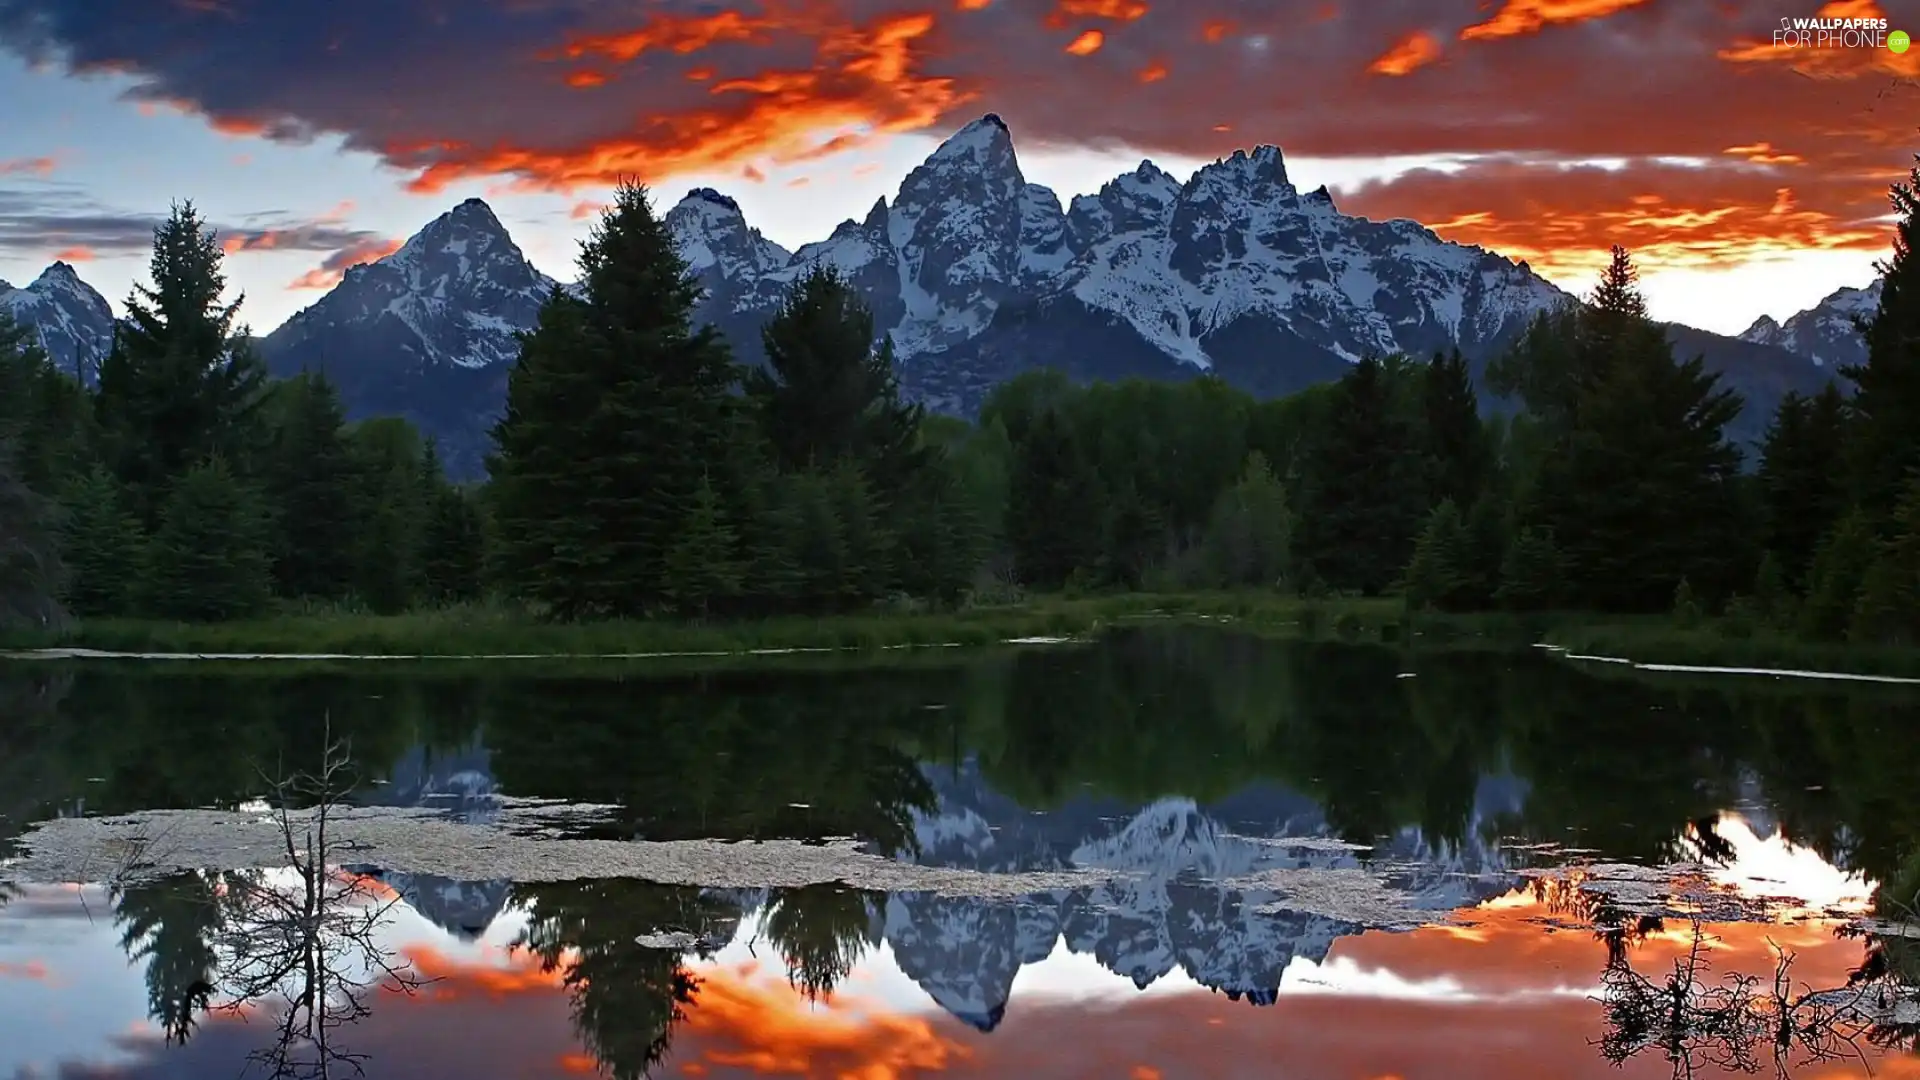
[3,627,1919,1079]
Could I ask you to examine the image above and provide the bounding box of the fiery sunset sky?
[0,0,1915,335]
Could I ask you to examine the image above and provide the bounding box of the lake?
[3,626,1919,1079]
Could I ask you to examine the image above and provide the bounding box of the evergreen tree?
[262,371,357,600]
[661,476,741,618]
[1006,409,1105,590]
[1849,474,1920,645]
[346,419,426,615]
[1751,550,1791,627]
[59,466,145,617]
[892,457,984,606]
[141,457,271,622]
[1295,357,1425,595]
[0,312,93,494]
[825,462,890,605]
[1496,526,1564,611]
[748,268,927,488]
[1840,158,1920,529]
[0,445,65,629]
[1203,450,1293,588]
[1798,512,1876,641]
[782,469,849,611]
[1403,500,1474,612]
[1756,385,1848,590]
[1501,248,1747,610]
[487,183,742,618]
[1420,348,1488,509]
[419,485,486,605]
[94,202,267,525]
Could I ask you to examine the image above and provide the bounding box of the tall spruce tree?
[487,183,741,618]
[1294,356,1425,595]
[141,457,271,622]
[59,467,144,617]
[263,372,357,600]
[0,312,93,494]
[1420,347,1488,509]
[95,202,267,525]
[1006,408,1105,589]
[1840,157,1920,530]
[1504,247,1747,610]
[347,418,426,615]
[1756,385,1848,591]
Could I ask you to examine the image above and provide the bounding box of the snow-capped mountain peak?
[1739,278,1881,369]
[0,259,116,381]
[665,187,793,281]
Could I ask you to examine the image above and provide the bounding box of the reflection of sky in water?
[0,812,1913,1079]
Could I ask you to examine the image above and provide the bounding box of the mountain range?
[1,115,1877,478]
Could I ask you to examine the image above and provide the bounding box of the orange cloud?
[1369,31,1441,76]
[50,246,95,262]
[741,162,767,182]
[0,960,52,981]
[1044,0,1148,29]
[564,69,608,88]
[208,113,267,136]
[956,0,991,8]
[1724,142,1805,165]
[786,176,810,187]
[1065,29,1104,54]
[1341,155,1902,279]
[1199,18,1234,42]
[1137,59,1168,82]
[568,199,605,219]
[404,10,965,194]
[0,155,57,175]
[685,65,715,80]
[1459,0,1654,41]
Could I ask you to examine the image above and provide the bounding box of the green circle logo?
[1892,29,1911,53]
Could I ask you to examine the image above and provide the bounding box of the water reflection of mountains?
[364,741,1518,1028]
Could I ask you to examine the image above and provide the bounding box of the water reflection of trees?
[110,736,426,1078]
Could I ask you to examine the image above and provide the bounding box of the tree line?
[0,159,1914,636]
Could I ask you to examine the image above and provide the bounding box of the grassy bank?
[0,592,1380,657]
[3,593,1917,678]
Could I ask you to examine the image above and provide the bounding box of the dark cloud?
[0,0,1914,272]
[0,182,395,284]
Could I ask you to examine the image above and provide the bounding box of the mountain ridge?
[1,116,1858,477]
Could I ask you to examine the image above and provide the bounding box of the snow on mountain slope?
[0,262,116,382]
[1740,279,1881,370]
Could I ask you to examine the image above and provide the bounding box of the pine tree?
[1671,577,1703,629]
[347,419,426,615]
[825,462,890,605]
[1756,385,1848,590]
[0,445,65,629]
[1204,450,1293,588]
[1507,248,1747,610]
[784,469,849,611]
[1496,526,1564,611]
[262,371,357,600]
[94,202,267,525]
[1798,512,1876,641]
[487,183,742,618]
[661,476,741,618]
[1840,158,1920,529]
[58,466,145,617]
[141,457,271,621]
[419,484,485,605]
[1848,474,1920,645]
[1295,356,1425,595]
[1006,409,1105,590]
[1751,549,1791,627]
[0,312,94,494]
[1420,348,1488,509]
[1403,500,1474,611]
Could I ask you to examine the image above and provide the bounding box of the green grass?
[0,592,1386,657]
[3,592,1917,678]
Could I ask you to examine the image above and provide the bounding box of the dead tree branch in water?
[200,721,429,1079]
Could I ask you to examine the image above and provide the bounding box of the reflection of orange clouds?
[1340,156,1900,278]
[1369,31,1441,76]
[0,960,52,982]
[676,960,972,1076]
[1459,0,1653,41]
[402,943,572,1000]
[407,11,965,193]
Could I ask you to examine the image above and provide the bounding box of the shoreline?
[4,592,1919,678]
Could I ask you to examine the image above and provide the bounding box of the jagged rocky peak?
[667,187,793,278]
[1304,184,1336,210]
[1069,159,1183,241]
[1185,144,1296,204]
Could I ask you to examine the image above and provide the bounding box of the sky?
[0,0,1915,338]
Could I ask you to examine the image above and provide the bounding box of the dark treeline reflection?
[7,628,1920,886]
